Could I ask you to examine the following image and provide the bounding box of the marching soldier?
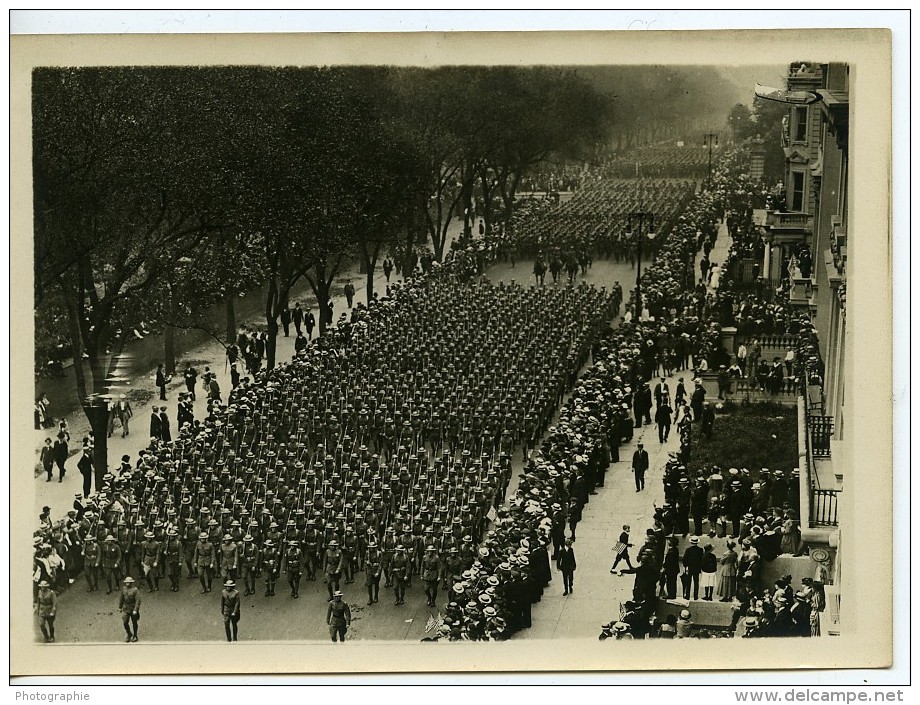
[81,535,100,592]
[118,576,141,643]
[326,590,351,643]
[381,527,397,587]
[365,540,382,605]
[182,517,199,578]
[445,546,464,590]
[421,545,442,608]
[262,539,280,597]
[341,526,358,584]
[220,579,241,642]
[303,520,320,580]
[35,580,57,643]
[323,539,344,600]
[220,535,239,582]
[283,540,305,598]
[140,530,162,592]
[193,531,216,593]
[101,535,123,595]
[240,534,260,596]
[163,528,183,592]
[391,545,410,606]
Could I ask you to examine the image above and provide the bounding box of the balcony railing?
[811,488,839,526]
[766,211,812,229]
[789,276,814,305]
[809,415,834,456]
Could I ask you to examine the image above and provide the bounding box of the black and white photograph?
[11,17,896,679]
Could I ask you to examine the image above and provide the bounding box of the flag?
[424,612,444,633]
[754,83,821,105]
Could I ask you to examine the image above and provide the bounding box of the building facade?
[762,62,849,634]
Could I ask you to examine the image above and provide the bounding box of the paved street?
[34,253,647,643]
[34,239,755,644]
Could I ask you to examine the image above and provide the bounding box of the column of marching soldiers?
[40,172,724,642]
[66,272,624,639]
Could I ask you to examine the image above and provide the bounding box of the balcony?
[798,400,841,532]
[765,211,813,244]
[766,211,811,229]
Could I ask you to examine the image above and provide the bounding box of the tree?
[34,67,231,482]
[727,102,755,142]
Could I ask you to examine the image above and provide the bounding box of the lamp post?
[626,211,656,315]
[703,132,720,185]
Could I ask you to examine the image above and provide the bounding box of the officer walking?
[101,535,123,594]
[391,545,410,606]
[193,532,216,593]
[323,540,344,600]
[81,536,100,592]
[632,442,649,492]
[284,540,305,598]
[220,579,241,642]
[35,580,57,643]
[163,528,183,592]
[118,576,141,643]
[326,590,352,643]
[262,539,280,597]
[421,545,441,608]
[364,541,382,605]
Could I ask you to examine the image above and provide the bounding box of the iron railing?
[811,488,839,526]
[809,415,834,457]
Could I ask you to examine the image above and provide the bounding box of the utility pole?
[626,211,656,314]
[703,132,719,185]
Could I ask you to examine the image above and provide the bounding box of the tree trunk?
[87,355,111,489]
[164,324,176,375]
[264,276,278,371]
[317,279,332,336]
[225,290,236,344]
[266,318,279,369]
[60,277,111,485]
[358,242,378,304]
[86,400,109,492]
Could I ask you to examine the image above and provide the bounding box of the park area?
[689,401,799,477]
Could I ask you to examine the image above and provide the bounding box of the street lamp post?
[626,211,656,315]
[703,132,720,185]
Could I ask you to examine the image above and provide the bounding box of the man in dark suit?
[280,306,291,337]
[159,407,172,443]
[662,536,680,599]
[681,536,706,600]
[77,447,93,497]
[292,303,304,335]
[654,377,669,408]
[655,399,673,443]
[691,380,706,421]
[155,364,167,400]
[631,442,649,492]
[557,537,577,596]
[640,382,653,425]
[674,377,687,406]
[150,408,162,441]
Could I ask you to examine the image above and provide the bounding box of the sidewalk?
[696,219,732,293]
[517,371,686,639]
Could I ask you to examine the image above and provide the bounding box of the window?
[794,106,808,142]
[791,171,805,211]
